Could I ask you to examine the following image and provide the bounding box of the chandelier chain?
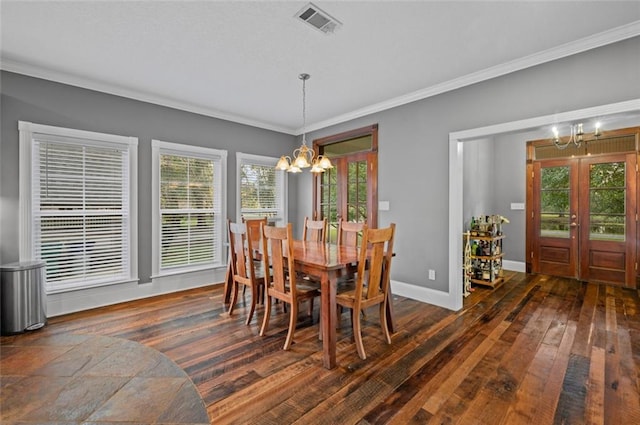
[301,73,308,144]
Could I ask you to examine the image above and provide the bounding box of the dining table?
[290,240,395,369]
[223,238,395,369]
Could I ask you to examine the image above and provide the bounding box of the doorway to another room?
[527,126,639,288]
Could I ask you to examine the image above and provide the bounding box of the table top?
[290,240,360,271]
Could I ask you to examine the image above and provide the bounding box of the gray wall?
[300,36,640,292]
[1,36,639,307]
[0,71,299,283]
[463,137,495,230]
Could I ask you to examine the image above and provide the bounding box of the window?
[19,121,138,293]
[236,153,286,224]
[152,140,226,276]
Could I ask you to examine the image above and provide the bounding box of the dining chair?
[302,217,328,242]
[260,223,321,350]
[336,223,396,360]
[227,220,265,325]
[337,219,367,282]
[242,216,267,262]
[337,219,366,247]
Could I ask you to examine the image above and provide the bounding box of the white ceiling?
[2,1,639,135]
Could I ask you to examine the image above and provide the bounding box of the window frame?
[152,139,227,277]
[18,121,139,293]
[236,152,287,225]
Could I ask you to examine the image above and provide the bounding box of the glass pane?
[346,160,367,223]
[590,162,625,188]
[540,166,570,238]
[321,167,338,243]
[188,158,214,209]
[323,135,372,156]
[589,162,625,241]
[240,163,277,214]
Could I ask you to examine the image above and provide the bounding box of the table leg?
[320,272,337,369]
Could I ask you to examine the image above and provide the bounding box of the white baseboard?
[391,280,460,311]
[503,260,526,272]
[46,267,227,317]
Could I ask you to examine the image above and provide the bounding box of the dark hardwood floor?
[2,271,639,424]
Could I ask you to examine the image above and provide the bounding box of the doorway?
[312,124,378,243]
[527,127,638,287]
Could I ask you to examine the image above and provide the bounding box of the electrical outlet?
[428,269,436,280]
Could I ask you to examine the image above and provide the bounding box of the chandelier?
[276,74,333,173]
[552,122,601,150]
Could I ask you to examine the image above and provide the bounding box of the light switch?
[510,202,525,210]
[379,201,390,211]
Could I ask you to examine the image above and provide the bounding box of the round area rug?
[0,332,209,424]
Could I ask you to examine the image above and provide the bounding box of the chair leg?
[259,295,272,336]
[353,307,366,360]
[318,306,323,341]
[380,301,391,344]
[245,284,257,326]
[283,301,298,350]
[228,282,239,315]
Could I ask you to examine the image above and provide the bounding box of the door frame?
[312,124,379,229]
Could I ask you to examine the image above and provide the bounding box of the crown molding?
[2,21,638,136]
[303,21,640,134]
[1,58,296,135]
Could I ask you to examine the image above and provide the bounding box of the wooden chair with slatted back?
[228,220,265,325]
[338,219,366,279]
[242,216,267,261]
[260,223,321,350]
[337,219,366,248]
[336,220,367,318]
[336,223,396,360]
[302,217,327,242]
[242,217,267,303]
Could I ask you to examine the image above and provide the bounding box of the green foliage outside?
[540,163,625,240]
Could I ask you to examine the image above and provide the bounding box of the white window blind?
[154,141,226,274]
[19,122,138,293]
[237,153,286,223]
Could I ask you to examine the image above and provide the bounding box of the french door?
[313,125,378,244]
[531,153,637,287]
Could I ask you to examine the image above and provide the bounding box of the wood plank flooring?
[3,271,639,424]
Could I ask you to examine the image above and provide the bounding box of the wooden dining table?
[291,240,395,369]
[223,239,395,369]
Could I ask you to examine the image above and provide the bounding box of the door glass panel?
[540,166,571,238]
[321,167,338,243]
[589,162,625,241]
[347,161,367,222]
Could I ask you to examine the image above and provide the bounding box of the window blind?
[160,152,222,270]
[33,137,130,291]
[239,155,284,221]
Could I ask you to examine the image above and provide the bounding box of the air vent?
[295,3,342,34]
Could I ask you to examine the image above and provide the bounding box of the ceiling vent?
[295,3,342,34]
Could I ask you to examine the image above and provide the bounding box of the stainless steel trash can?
[1,261,47,335]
